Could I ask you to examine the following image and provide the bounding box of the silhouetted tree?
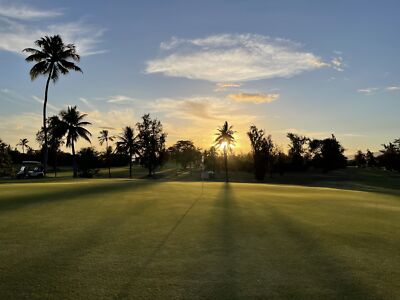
[354,150,367,168]
[98,130,115,178]
[379,141,400,171]
[215,121,235,182]
[169,140,201,171]
[366,150,377,167]
[0,139,13,177]
[287,133,308,171]
[204,146,218,173]
[136,114,167,176]
[247,125,274,181]
[23,35,82,174]
[58,106,92,178]
[16,138,29,154]
[77,147,100,178]
[308,135,347,171]
[116,126,137,178]
[36,115,65,177]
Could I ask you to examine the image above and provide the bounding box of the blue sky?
[0,0,399,154]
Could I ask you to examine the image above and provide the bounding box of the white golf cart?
[16,161,44,179]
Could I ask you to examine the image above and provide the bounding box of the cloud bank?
[228,92,279,104]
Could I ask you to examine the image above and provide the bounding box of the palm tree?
[59,106,91,178]
[215,121,236,182]
[116,126,137,178]
[16,138,29,154]
[98,130,115,178]
[23,35,82,175]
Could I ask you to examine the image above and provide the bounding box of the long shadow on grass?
[115,183,204,299]
[196,183,240,299]
[267,206,383,300]
[0,193,159,299]
[0,179,161,213]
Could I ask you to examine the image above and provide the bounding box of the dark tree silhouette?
[366,150,377,167]
[0,139,13,176]
[247,125,274,181]
[77,147,100,178]
[287,133,308,171]
[98,130,115,178]
[36,116,65,177]
[308,135,347,171]
[58,106,92,178]
[203,146,217,173]
[215,121,235,182]
[136,114,167,177]
[16,138,29,154]
[116,126,137,178]
[23,35,82,174]
[354,150,367,168]
[379,141,400,171]
[169,140,201,171]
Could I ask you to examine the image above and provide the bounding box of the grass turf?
[0,179,399,299]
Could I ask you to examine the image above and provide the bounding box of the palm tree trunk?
[106,140,111,178]
[129,151,132,178]
[224,147,228,182]
[54,150,57,178]
[42,68,53,176]
[72,140,77,178]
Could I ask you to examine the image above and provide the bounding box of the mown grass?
[0,178,399,299]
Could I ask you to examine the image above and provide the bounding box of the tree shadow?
[0,179,161,214]
[265,206,384,300]
[115,182,204,299]
[195,183,240,299]
[0,192,159,299]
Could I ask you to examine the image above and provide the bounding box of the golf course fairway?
[0,179,399,299]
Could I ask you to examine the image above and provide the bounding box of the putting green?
[0,179,399,299]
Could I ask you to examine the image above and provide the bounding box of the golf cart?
[16,161,44,179]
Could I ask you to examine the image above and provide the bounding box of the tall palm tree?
[59,106,91,178]
[215,121,236,182]
[98,130,115,178]
[23,35,82,175]
[116,126,137,178]
[16,138,29,154]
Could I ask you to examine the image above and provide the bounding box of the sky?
[0,0,399,155]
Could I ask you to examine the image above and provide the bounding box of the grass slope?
[0,180,399,299]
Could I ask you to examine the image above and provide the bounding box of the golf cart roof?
[22,161,42,165]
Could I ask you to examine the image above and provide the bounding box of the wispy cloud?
[357,85,400,95]
[331,56,345,72]
[0,3,61,20]
[357,87,379,95]
[386,86,400,91]
[228,92,279,104]
[214,82,242,91]
[107,95,136,103]
[146,33,333,82]
[0,3,106,56]
[32,95,59,111]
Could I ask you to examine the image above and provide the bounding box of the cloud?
[331,56,345,71]
[228,92,279,104]
[146,33,331,82]
[107,95,136,103]
[0,3,61,20]
[357,87,379,95]
[0,3,105,56]
[214,82,242,91]
[357,85,400,95]
[386,86,400,91]
[32,95,59,112]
